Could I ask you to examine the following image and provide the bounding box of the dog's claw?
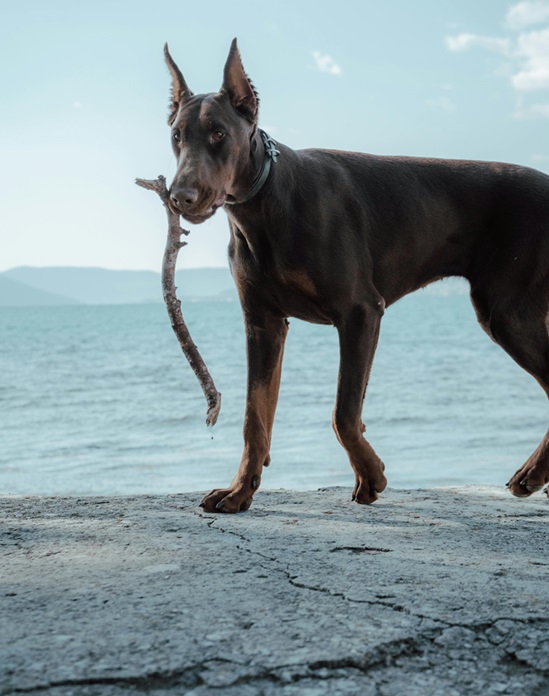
[199,502,205,508]
[216,501,225,511]
[519,477,542,490]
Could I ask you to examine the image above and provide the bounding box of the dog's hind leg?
[333,300,387,504]
[470,286,549,497]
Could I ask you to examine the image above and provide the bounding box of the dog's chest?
[264,264,333,324]
[278,268,316,297]
[229,220,334,323]
[276,268,334,323]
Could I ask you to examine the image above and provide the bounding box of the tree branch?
[135,175,222,426]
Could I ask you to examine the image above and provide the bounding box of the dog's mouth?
[181,207,218,224]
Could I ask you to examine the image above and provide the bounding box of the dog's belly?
[277,295,333,324]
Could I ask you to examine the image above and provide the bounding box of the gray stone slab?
[1,486,548,695]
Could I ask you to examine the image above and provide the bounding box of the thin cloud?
[312,51,342,76]
[526,102,549,116]
[506,1,549,29]
[512,27,549,90]
[445,1,549,117]
[445,34,511,54]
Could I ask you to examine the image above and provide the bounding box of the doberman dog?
[164,39,549,513]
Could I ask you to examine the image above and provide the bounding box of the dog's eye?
[173,130,181,143]
[211,130,225,142]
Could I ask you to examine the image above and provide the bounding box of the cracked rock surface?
[1,486,548,695]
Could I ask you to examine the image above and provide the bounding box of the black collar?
[225,129,279,206]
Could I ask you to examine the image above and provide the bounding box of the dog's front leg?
[200,314,288,513]
[333,301,387,504]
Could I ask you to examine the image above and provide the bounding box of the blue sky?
[1,0,548,271]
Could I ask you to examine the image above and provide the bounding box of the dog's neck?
[226,129,279,206]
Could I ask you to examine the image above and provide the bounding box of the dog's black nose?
[170,187,199,210]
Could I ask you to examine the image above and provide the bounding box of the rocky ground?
[1,486,548,695]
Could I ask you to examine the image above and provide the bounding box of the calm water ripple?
[1,289,546,495]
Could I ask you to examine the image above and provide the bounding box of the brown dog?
[164,39,549,512]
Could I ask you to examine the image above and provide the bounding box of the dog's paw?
[200,487,254,513]
[352,467,387,505]
[507,461,549,498]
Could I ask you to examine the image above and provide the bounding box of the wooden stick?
[135,175,222,426]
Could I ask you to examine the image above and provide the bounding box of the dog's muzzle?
[169,187,226,223]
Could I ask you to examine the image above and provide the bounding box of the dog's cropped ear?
[164,43,193,126]
[220,38,258,123]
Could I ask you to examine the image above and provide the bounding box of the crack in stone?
[6,618,549,694]
[287,572,549,641]
[186,509,549,689]
[271,620,549,684]
[4,658,232,694]
[502,648,549,677]
[0,631,474,694]
[205,515,549,645]
[330,546,392,553]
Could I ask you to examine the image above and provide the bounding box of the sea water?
[0,288,546,495]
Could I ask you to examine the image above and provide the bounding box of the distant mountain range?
[0,265,469,308]
[0,266,237,307]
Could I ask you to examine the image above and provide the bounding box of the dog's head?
[164,39,259,223]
